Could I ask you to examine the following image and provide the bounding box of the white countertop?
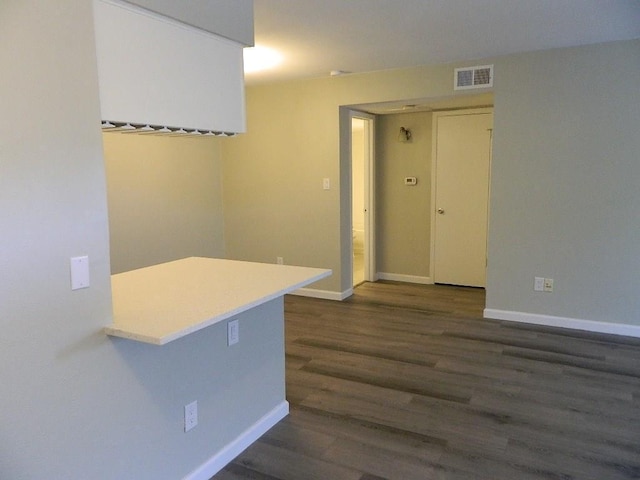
[105,257,331,345]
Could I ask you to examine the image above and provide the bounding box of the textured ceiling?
[247,0,640,85]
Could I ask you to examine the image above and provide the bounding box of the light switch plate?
[70,256,90,290]
[534,277,544,292]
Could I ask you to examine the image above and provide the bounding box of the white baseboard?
[377,272,433,285]
[292,287,353,301]
[183,401,289,480]
[292,275,435,300]
[484,308,640,339]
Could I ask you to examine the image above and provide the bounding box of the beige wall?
[222,39,640,330]
[103,133,225,273]
[222,79,343,286]
[222,62,478,295]
[376,111,432,279]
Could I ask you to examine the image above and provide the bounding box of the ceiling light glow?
[243,46,283,74]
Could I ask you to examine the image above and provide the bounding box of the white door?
[350,111,376,286]
[352,117,366,286]
[433,110,493,287]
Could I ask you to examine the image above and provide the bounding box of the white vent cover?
[454,65,494,90]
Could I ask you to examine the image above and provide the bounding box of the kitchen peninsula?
[105,256,331,478]
[106,256,331,345]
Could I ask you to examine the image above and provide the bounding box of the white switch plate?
[70,256,90,290]
[323,178,330,190]
[184,400,198,432]
[534,277,544,292]
[228,319,239,346]
[543,278,554,292]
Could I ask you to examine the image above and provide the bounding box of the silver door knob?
[437,208,445,214]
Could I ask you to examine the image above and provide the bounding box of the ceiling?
[247,0,640,86]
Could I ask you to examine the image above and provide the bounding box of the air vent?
[454,65,494,90]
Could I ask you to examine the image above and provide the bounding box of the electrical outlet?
[535,276,554,293]
[276,256,284,265]
[534,277,545,292]
[184,401,198,432]
[228,319,239,346]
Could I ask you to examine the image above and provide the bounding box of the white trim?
[361,112,376,283]
[292,287,353,301]
[377,272,433,285]
[348,110,377,285]
[484,309,640,339]
[182,401,289,480]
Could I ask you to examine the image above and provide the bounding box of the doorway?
[350,112,375,287]
[431,108,493,287]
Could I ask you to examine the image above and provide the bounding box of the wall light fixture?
[398,126,412,143]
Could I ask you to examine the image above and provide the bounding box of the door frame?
[340,107,377,294]
[429,107,493,284]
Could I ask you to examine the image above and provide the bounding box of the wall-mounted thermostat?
[404,177,417,186]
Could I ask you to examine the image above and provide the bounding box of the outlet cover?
[184,401,198,432]
[543,278,554,293]
[228,319,239,346]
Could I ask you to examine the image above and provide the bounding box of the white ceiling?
[247,0,640,85]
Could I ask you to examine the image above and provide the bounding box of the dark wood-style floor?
[214,281,640,480]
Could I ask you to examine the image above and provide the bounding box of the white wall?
[486,39,640,330]
[126,0,254,45]
[1,1,112,476]
[0,2,285,478]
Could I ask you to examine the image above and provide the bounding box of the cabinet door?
[93,0,246,133]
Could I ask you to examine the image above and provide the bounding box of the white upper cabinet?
[93,0,247,133]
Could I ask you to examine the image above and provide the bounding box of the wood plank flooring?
[213,281,640,480]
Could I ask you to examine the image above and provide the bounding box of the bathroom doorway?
[351,113,375,286]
